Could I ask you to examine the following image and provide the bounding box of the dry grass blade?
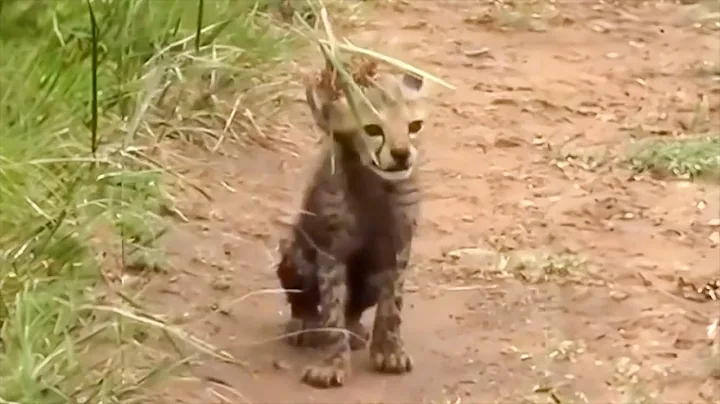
[301,0,455,127]
[320,39,456,90]
[78,304,237,364]
[315,5,381,128]
[296,0,453,169]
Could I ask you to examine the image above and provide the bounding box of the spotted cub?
[276,66,428,388]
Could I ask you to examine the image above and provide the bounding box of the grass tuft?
[499,250,590,284]
[629,135,720,182]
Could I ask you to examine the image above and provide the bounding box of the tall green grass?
[0,0,298,402]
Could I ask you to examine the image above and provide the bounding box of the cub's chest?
[347,187,416,247]
[348,182,411,217]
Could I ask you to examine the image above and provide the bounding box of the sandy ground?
[139,1,720,402]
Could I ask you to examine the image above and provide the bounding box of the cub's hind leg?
[300,253,352,388]
[345,308,370,351]
[276,242,325,348]
[284,301,324,348]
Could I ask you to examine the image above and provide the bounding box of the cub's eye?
[408,120,424,134]
[363,124,385,137]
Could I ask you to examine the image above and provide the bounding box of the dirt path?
[145,1,719,403]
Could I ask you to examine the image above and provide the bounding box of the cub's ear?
[398,73,426,99]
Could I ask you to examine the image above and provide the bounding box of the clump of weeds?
[0,0,318,402]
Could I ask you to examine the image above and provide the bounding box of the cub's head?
[306,70,428,182]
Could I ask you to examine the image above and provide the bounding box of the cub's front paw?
[284,318,326,348]
[301,355,350,388]
[370,343,413,374]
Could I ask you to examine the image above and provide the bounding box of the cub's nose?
[390,147,411,167]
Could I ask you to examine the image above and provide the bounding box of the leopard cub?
[276,67,429,388]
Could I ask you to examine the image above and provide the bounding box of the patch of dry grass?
[463,0,568,32]
[499,250,591,284]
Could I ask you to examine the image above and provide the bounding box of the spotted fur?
[276,70,428,388]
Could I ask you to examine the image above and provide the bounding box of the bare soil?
[143,1,720,403]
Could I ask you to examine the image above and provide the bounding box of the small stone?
[609,290,629,301]
[528,19,549,32]
[519,199,535,208]
[209,209,224,221]
[211,275,232,291]
[590,19,616,33]
[463,47,490,57]
[494,136,525,148]
[446,247,500,269]
[120,274,143,287]
[709,231,720,246]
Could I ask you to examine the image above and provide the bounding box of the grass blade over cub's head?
[306,57,429,180]
[299,1,454,181]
